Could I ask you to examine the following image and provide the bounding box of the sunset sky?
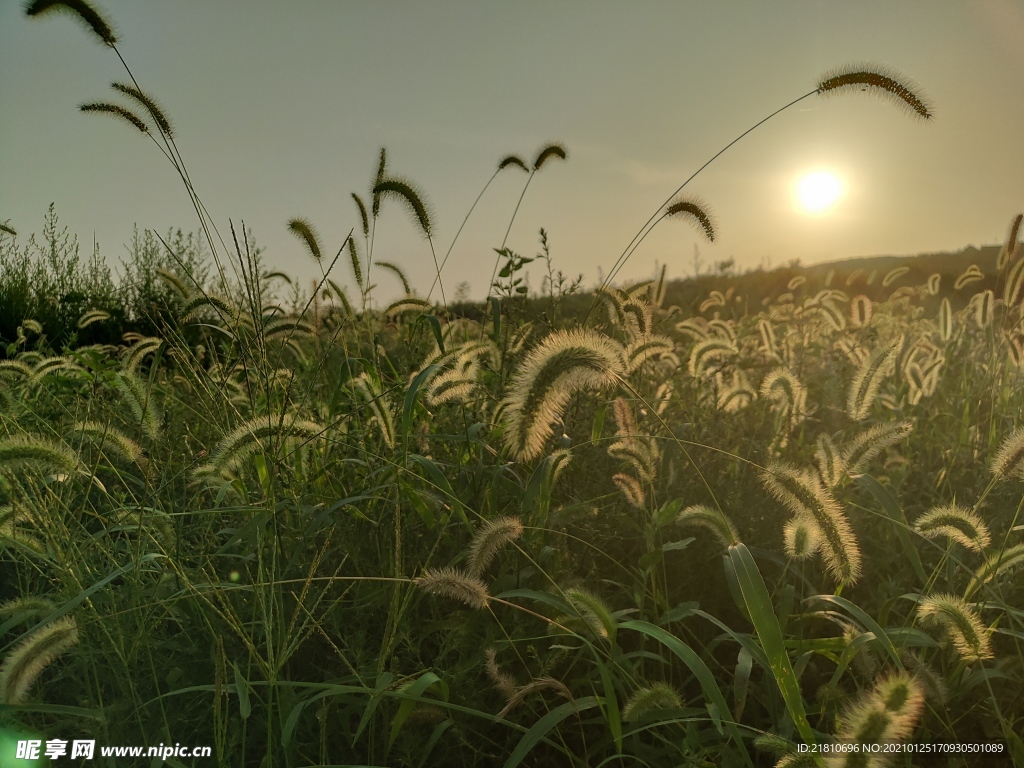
[2,1,1022,303]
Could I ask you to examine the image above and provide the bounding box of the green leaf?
[354,672,394,743]
[404,485,437,529]
[727,544,815,745]
[810,594,905,670]
[389,672,447,751]
[416,313,445,355]
[595,657,622,753]
[489,297,502,341]
[620,620,752,765]
[409,454,466,527]
[233,663,251,720]
[655,498,686,528]
[639,550,663,571]
[662,538,694,552]
[0,704,105,722]
[280,700,306,748]
[416,720,453,768]
[824,631,876,691]
[591,403,607,443]
[403,364,440,439]
[858,474,927,586]
[502,697,599,768]
[733,647,753,721]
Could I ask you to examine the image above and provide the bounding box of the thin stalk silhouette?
[485,144,566,301]
[427,155,527,302]
[588,65,932,319]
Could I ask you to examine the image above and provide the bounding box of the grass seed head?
[834,672,924,755]
[25,0,118,45]
[817,65,932,120]
[917,594,992,662]
[498,155,528,172]
[847,337,901,421]
[79,102,149,134]
[110,82,174,137]
[484,648,518,700]
[913,504,990,553]
[967,543,1024,597]
[612,473,647,509]
[991,427,1024,481]
[0,435,80,475]
[287,218,323,262]
[0,616,79,705]
[760,463,861,585]
[414,567,489,610]
[532,143,567,171]
[622,682,683,721]
[351,193,370,239]
[783,517,821,560]
[664,196,716,243]
[842,420,913,478]
[502,329,624,462]
[196,415,323,477]
[564,587,617,643]
[495,676,573,720]
[677,504,740,547]
[467,516,524,577]
[373,176,434,238]
[375,261,411,295]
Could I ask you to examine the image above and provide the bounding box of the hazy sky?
[2,1,1022,303]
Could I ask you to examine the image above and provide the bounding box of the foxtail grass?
[760,463,861,585]
[954,264,984,290]
[612,473,646,509]
[850,295,872,328]
[195,415,324,476]
[830,672,924,763]
[502,329,624,461]
[25,0,117,45]
[847,337,901,421]
[842,420,913,478]
[287,218,323,262]
[622,682,683,721]
[0,616,79,705]
[79,101,148,133]
[664,197,716,242]
[74,421,144,465]
[817,65,932,119]
[484,648,518,700]
[990,427,1024,481]
[374,261,411,294]
[467,516,524,578]
[916,594,992,662]
[676,504,740,547]
[495,676,574,720]
[783,518,821,560]
[966,543,1024,597]
[110,81,174,137]
[913,505,990,553]
[0,435,80,474]
[414,567,489,610]
[593,65,931,304]
[564,587,617,643]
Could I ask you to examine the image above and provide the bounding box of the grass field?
[2,3,1023,767]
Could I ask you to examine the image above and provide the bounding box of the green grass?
[2,3,1023,766]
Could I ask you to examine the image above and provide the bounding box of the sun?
[796,171,844,214]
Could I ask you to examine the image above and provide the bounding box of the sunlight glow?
[796,171,844,214]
